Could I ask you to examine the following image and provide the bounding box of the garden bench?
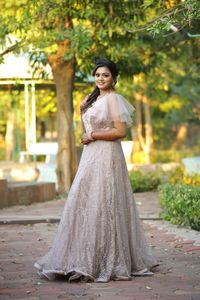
[19,142,58,164]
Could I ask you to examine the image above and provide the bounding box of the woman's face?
[94,66,113,91]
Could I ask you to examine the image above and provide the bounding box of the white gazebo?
[0,51,54,151]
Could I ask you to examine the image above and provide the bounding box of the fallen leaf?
[174,244,182,248]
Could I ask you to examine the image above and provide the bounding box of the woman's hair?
[81,58,118,113]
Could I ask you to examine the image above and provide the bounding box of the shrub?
[169,166,200,187]
[150,148,200,164]
[159,183,200,231]
[129,170,161,192]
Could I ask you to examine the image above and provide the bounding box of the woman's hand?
[81,122,127,144]
[81,133,92,145]
[81,128,109,145]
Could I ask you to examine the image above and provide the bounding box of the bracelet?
[88,131,95,141]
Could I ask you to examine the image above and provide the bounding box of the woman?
[34,58,157,282]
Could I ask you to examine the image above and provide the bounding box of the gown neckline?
[97,92,117,101]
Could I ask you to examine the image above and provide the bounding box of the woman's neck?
[99,88,114,96]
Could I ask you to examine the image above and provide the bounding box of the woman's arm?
[92,121,127,141]
[81,121,127,145]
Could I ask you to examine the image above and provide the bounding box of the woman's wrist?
[88,131,95,141]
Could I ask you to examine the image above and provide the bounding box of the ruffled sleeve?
[101,93,135,128]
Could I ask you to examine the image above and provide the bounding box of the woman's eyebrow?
[95,72,110,75]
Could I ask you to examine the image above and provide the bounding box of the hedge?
[129,170,161,192]
[159,183,200,231]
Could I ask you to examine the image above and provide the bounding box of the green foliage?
[140,0,200,37]
[129,162,200,196]
[150,147,200,163]
[0,0,200,155]
[159,183,200,230]
[0,0,139,70]
[169,166,200,187]
[129,170,161,192]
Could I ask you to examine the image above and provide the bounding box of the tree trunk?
[5,88,15,160]
[133,91,154,163]
[49,48,77,194]
[172,123,188,149]
[143,95,154,163]
[134,92,144,152]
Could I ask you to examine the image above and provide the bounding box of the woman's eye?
[95,73,110,78]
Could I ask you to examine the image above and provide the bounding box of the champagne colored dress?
[34,93,157,282]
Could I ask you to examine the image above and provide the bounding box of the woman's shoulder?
[106,92,126,102]
[107,92,125,98]
[106,92,135,113]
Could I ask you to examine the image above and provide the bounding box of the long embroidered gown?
[34,93,157,282]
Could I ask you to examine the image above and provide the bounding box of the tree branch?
[0,41,23,57]
[128,5,186,34]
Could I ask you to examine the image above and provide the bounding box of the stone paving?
[0,192,161,224]
[0,192,200,300]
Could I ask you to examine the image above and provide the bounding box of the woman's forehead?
[95,66,111,74]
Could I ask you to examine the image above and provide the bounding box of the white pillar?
[30,82,36,144]
[24,82,29,150]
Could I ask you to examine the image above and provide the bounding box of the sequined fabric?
[34,93,157,282]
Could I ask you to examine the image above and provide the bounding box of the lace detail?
[34,94,157,282]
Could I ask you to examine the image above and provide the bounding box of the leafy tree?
[0,0,139,193]
[126,0,200,161]
[0,0,199,189]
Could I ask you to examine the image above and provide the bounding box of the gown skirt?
[34,139,157,282]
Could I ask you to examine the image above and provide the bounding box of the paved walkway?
[0,192,200,300]
[0,192,161,224]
